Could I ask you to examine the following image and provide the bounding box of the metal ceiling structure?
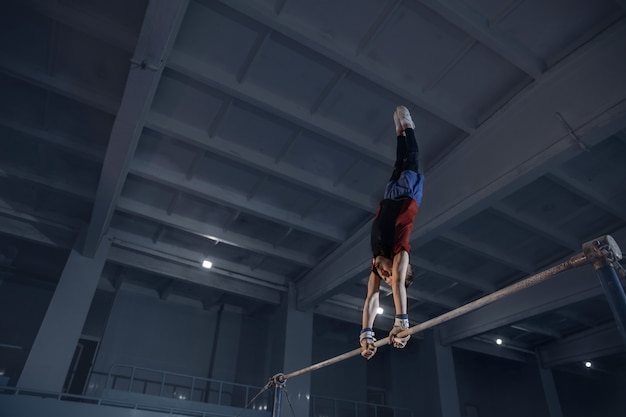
[1,0,626,376]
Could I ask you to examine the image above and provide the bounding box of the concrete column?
[537,357,563,417]
[17,235,111,391]
[210,304,243,381]
[278,283,313,417]
[421,330,461,417]
[208,304,243,406]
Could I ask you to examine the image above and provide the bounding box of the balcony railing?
[0,386,236,416]
[310,395,414,417]
[87,364,273,411]
[83,364,414,417]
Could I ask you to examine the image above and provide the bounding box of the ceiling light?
[496,338,503,345]
[377,307,384,315]
[584,361,592,368]
[202,260,213,269]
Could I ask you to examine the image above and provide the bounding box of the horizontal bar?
[280,250,591,381]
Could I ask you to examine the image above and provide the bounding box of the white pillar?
[17,235,111,391]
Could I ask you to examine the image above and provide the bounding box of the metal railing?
[87,364,273,410]
[1,386,414,417]
[85,364,414,417]
[0,386,236,416]
[310,395,414,417]
[2,374,414,417]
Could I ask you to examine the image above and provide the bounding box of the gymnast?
[360,106,424,359]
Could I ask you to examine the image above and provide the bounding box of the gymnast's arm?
[362,271,382,329]
[389,250,411,348]
[391,250,409,315]
[360,271,382,358]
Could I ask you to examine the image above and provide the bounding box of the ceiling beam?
[510,322,562,339]
[145,113,376,212]
[339,279,457,318]
[1,160,316,270]
[212,0,475,132]
[4,3,392,213]
[418,0,545,78]
[0,121,350,252]
[338,281,457,313]
[557,308,597,328]
[491,202,580,251]
[0,118,104,163]
[413,20,626,245]
[315,294,432,339]
[130,159,344,242]
[21,0,136,52]
[0,205,283,304]
[0,205,79,249]
[111,229,288,287]
[105,265,125,291]
[537,323,625,368]
[295,20,626,309]
[355,0,403,56]
[297,222,372,309]
[309,69,349,115]
[548,169,626,222]
[314,300,370,327]
[157,280,176,300]
[415,256,496,293]
[453,338,529,363]
[108,244,281,305]
[236,29,270,83]
[116,197,316,267]
[0,196,83,229]
[167,50,395,166]
[440,230,536,274]
[0,164,93,202]
[295,219,497,309]
[314,298,394,332]
[0,58,119,115]
[437,264,604,345]
[0,212,73,249]
[406,287,458,310]
[0,59,378,214]
[83,0,190,257]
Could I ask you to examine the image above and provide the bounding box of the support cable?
[281,384,298,417]
[234,378,274,417]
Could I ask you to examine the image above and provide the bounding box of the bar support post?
[583,235,626,343]
[272,374,285,417]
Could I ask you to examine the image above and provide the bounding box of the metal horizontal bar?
[279,247,592,381]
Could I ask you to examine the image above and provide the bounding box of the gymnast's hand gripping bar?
[274,235,624,384]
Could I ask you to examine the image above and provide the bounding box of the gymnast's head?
[372,255,413,288]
